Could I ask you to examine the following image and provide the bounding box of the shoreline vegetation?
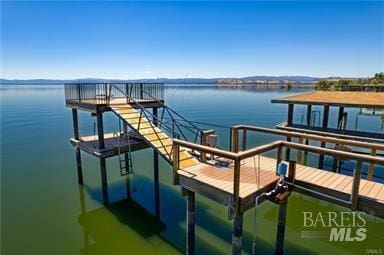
[315,72,384,91]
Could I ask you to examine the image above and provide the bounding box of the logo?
[301,211,367,241]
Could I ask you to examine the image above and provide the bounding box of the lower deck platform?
[70,132,149,158]
[177,156,384,217]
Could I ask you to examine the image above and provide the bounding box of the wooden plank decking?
[271,91,384,108]
[177,155,384,215]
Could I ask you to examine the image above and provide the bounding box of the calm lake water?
[1,85,383,255]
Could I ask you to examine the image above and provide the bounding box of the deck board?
[178,155,384,207]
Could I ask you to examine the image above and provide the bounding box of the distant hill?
[0,76,318,85]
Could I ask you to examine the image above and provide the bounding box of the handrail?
[133,85,203,144]
[172,137,384,217]
[173,138,384,164]
[112,84,197,143]
[111,85,174,159]
[232,125,384,151]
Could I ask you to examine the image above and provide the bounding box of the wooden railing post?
[172,143,180,185]
[367,149,376,181]
[351,161,362,211]
[276,144,283,174]
[231,127,239,153]
[296,137,303,164]
[242,129,247,151]
[288,160,296,185]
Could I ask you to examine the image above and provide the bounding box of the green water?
[1,85,383,255]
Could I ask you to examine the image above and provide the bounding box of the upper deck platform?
[271,91,384,108]
[64,83,165,112]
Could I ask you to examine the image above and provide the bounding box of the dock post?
[318,105,329,169]
[285,104,294,160]
[337,107,344,129]
[75,147,84,185]
[303,105,312,164]
[275,199,288,255]
[72,109,80,140]
[232,213,244,255]
[123,123,131,200]
[153,107,160,219]
[96,111,108,204]
[100,158,109,204]
[306,105,312,127]
[72,109,84,184]
[96,112,105,149]
[186,189,195,255]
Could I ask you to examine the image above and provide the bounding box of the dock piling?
[75,147,84,185]
[318,105,329,169]
[100,158,109,204]
[186,189,195,255]
[275,199,288,255]
[96,112,105,149]
[72,109,84,184]
[153,107,160,219]
[232,213,244,255]
[285,104,294,160]
[122,122,132,200]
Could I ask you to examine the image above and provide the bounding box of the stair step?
[112,103,199,168]
[119,113,141,119]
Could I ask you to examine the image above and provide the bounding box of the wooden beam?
[242,130,247,151]
[351,161,362,211]
[186,190,195,255]
[232,213,243,255]
[286,104,294,160]
[296,138,303,164]
[231,127,239,153]
[318,105,330,169]
[238,125,384,150]
[367,149,376,181]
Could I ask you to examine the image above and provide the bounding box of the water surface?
[1,85,383,255]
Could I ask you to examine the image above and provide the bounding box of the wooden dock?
[65,84,384,255]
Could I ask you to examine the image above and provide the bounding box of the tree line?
[315,72,384,91]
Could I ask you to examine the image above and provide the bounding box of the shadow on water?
[78,173,315,255]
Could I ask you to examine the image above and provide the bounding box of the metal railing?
[64,83,164,104]
[110,84,203,160]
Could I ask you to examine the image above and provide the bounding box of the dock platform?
[177,155,384,217]
[70,132,149,158]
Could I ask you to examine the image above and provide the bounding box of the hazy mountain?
[0,76,318,85]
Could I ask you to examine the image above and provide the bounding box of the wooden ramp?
[111,103,199,169]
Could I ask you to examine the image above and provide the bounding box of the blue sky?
[1,1,383,79]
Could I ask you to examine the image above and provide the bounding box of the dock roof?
[271,91,384,108]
